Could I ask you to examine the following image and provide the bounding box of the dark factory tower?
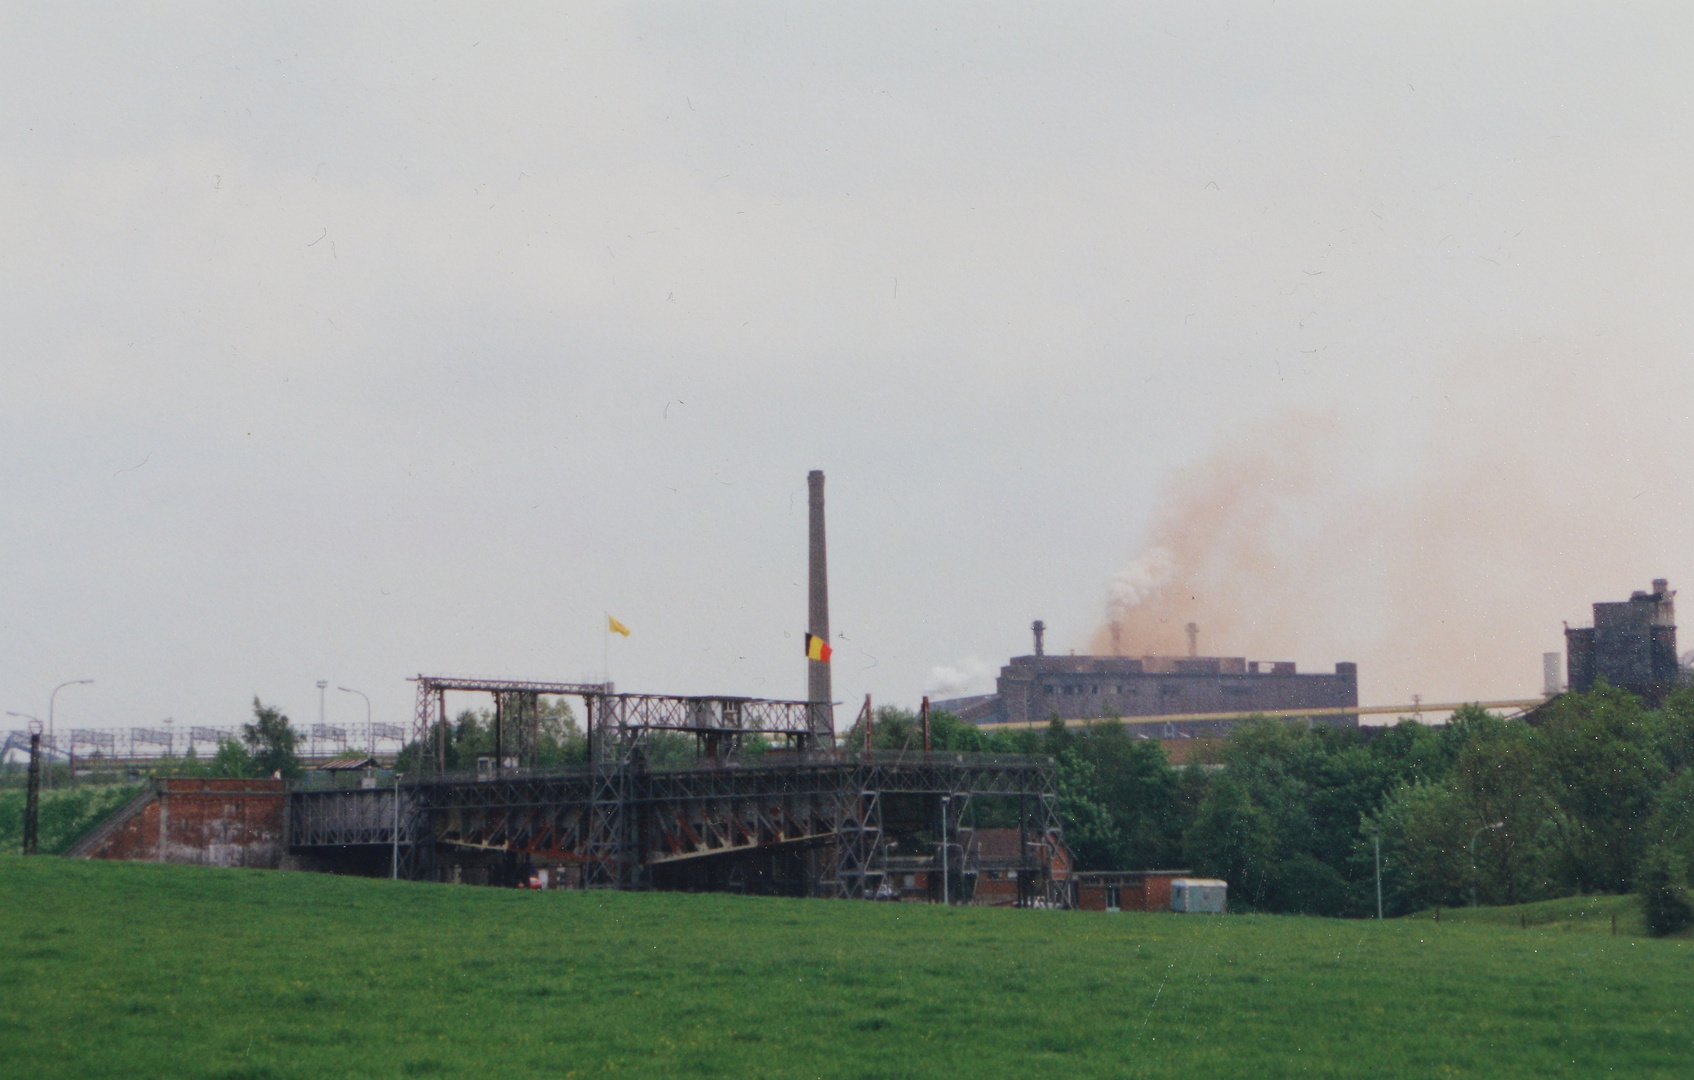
[808,470,833,739]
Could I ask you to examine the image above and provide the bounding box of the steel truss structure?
[291,750,1066,905]
[408,675,832,772]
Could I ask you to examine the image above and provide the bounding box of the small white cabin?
[1170,877,1228,913]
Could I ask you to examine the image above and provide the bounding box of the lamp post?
[338,687,372,754]
[392,770,402,880]
[48,680,93,789]
[939,794,951,906]
[315,680,328,760]
[1370,826,1384,920]
[1469,821,1505,908]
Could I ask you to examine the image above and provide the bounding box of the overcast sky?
[5,4,1693,739]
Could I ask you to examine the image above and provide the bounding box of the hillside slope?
[1,860,1689,1079]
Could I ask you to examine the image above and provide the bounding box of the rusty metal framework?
[409,675,831,775]
[292,749,1066,905]
[287,674,1058,901]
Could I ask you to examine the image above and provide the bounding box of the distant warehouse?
[936,621,1358,737]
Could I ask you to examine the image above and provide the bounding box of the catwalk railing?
[1,724,409,764]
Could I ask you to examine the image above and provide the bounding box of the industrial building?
[939,621,1358,735]
[1565,578,1683,704]
[65,471,1073,907]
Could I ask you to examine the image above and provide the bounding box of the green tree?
[243,698,303,779]
[1638,844,1694,935]
[1534,684,1664,893]
[1066,721,1183,869]
[1183,773,1278,907]
[1051,749,1123,870]
[210,738,257,778]
[1369,779,1471,912]
[1448,715,1554,905]
[1652,687,1694,774]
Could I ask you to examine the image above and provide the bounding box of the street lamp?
[7,712,43,763]
[338,687,372,754]
[1469,821,1505,908]
[48,680,93,789]
[1370,825,1384,920]
[939,794,952,906]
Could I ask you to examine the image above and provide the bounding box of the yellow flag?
[608,615,631,637]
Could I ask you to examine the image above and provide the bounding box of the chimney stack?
[1032,620,1045,657]
[1186,622,1199,658]
[807,471,833,739]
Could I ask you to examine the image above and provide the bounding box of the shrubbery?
[0,784,143,855]
[1638,845,1694,935]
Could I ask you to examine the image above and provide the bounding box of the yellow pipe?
[978,699,1546,732]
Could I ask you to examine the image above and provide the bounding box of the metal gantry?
[291,749,1066,904]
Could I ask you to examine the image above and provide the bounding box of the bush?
[1638,844,1694,936]
[0,784,144,855]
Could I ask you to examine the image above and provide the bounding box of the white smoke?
[925,657,993,697]
[1108,547,1175,613]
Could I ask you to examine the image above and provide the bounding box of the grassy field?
[1,860,1690,1079]
[1405,893,1668,937]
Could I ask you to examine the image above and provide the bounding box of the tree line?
[863,684,1694,932]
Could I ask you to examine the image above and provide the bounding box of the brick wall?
[71,778,287,869]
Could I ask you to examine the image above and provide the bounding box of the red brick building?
[1072,869,1190,912]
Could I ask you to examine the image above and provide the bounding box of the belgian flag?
[805,632,833,663]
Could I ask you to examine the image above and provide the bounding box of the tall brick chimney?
[807,471,833,739]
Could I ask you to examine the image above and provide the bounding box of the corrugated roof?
[316,754,379,771]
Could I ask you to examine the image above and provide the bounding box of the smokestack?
[1032,620,1045,657]
[807,470,833,738]
[1543,652,1563,697]
[1110,621,1122,655]
[1186,622,1199,658]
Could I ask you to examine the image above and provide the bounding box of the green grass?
[0,783,142,855]
[2,860,1691,1079]
[1406,893,1682,938]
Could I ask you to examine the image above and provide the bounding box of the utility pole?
[391,771,401,880]
[22,721,43,855]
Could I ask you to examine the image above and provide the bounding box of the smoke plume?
[1089,353,1693,707]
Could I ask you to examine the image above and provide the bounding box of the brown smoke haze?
[1090,348,1694,707]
